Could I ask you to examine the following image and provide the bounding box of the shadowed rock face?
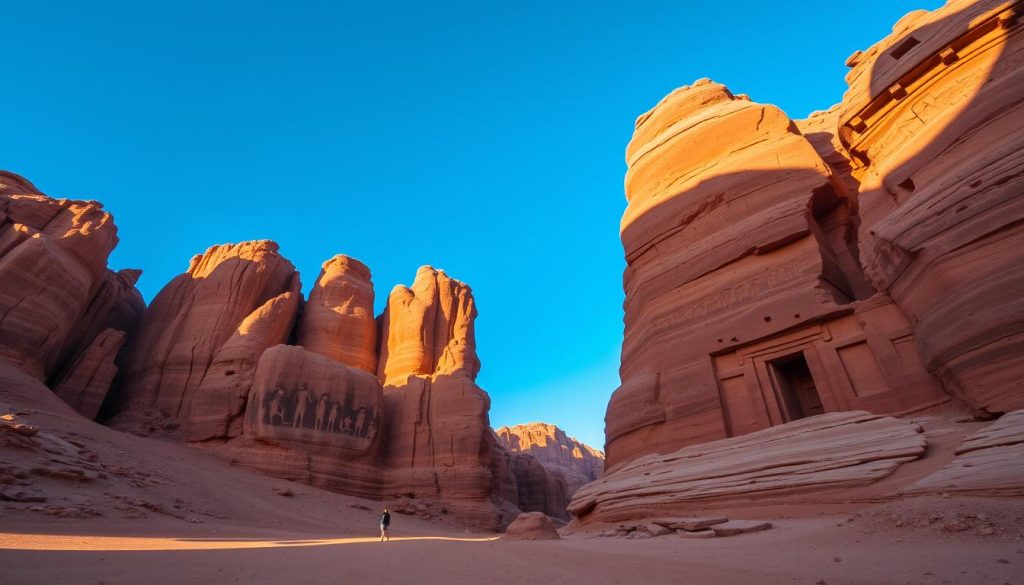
[495,423,604,494]
[53,328,126,420]
[836,0,1024,414]
[185,287,302,442]
[490,443,571,520]
[604,0,1024,471]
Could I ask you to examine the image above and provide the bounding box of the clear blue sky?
[3,0,939,449]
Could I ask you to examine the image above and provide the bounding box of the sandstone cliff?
[0,172,143,418]
[377,266,511,528]
[0,173,552,529]
[496,423,604,494]
[110,240,298,433]
[604,0,1023,471]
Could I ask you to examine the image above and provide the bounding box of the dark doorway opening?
[769,353,824,421]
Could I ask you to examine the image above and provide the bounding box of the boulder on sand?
[503,512,561,540]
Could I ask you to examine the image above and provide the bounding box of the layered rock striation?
[496,423,604,494]
[605,0,1024,471]
[0,172,143,419]
[571,412,926,524]
[0,175,559,528]
[376,267,509,528]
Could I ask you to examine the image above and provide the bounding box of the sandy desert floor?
[3,363,1023,585]
[4,495,1024,585]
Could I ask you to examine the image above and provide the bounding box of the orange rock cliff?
[605,0,1024,471]
[0,176,570,528]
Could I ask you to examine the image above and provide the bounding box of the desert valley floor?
[3,368,1022,585]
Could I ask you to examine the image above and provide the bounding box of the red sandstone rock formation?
[206,344,387,497]
[503,448,570,519]
[571,412,926,524]
[502,511,562,540]
[834,0,1024,414]
[0,172,143,415]
[904,409,1024,496]
[495,423,604,493]
[186,286,301,441]
[0,172,122,380]
[378,265,480,384]
[52,328,126,420]
[608,79,947,470]
[295,255,377,372]
[378,266,508,528]
[112,241,297,431]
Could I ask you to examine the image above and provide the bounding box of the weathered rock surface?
[0,172,124,380]
[295,255,377,372]
[51,268,145,387]
[608,78,946,469]
[378,267,508,529]
[570,412,925,524]
[496,422,604,494]
[112,241,297,431]
[502,511,561,540]
[904,409,1024,496]
[836,0,1024,414]
[52,328,126,420]
[504,448,570,520]
[664,517,729,531]
[378,265,480,385]
[199,344,387,497]
[186,287,301,441]
[711,520,772,537]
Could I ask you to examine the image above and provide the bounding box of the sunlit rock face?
[377,266,511,530]
[496,422,604,494]
[604,0,1024,470]
[835,0,1024,414]
[377,265,480,385]
[295,255,377,373]
[110,240,298,433]
[0,172,143,417]
[185,288,302,442]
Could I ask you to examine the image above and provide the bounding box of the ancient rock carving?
[607,78,947,470]
[835,0,1024,414]
[244,345,383,451]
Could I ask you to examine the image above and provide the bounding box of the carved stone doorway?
[768,353,824,422]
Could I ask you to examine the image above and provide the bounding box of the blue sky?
[2,0,939,449]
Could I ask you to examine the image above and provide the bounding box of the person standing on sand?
[380,507,391,542]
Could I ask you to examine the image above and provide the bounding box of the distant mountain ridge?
[495,422,604,494]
